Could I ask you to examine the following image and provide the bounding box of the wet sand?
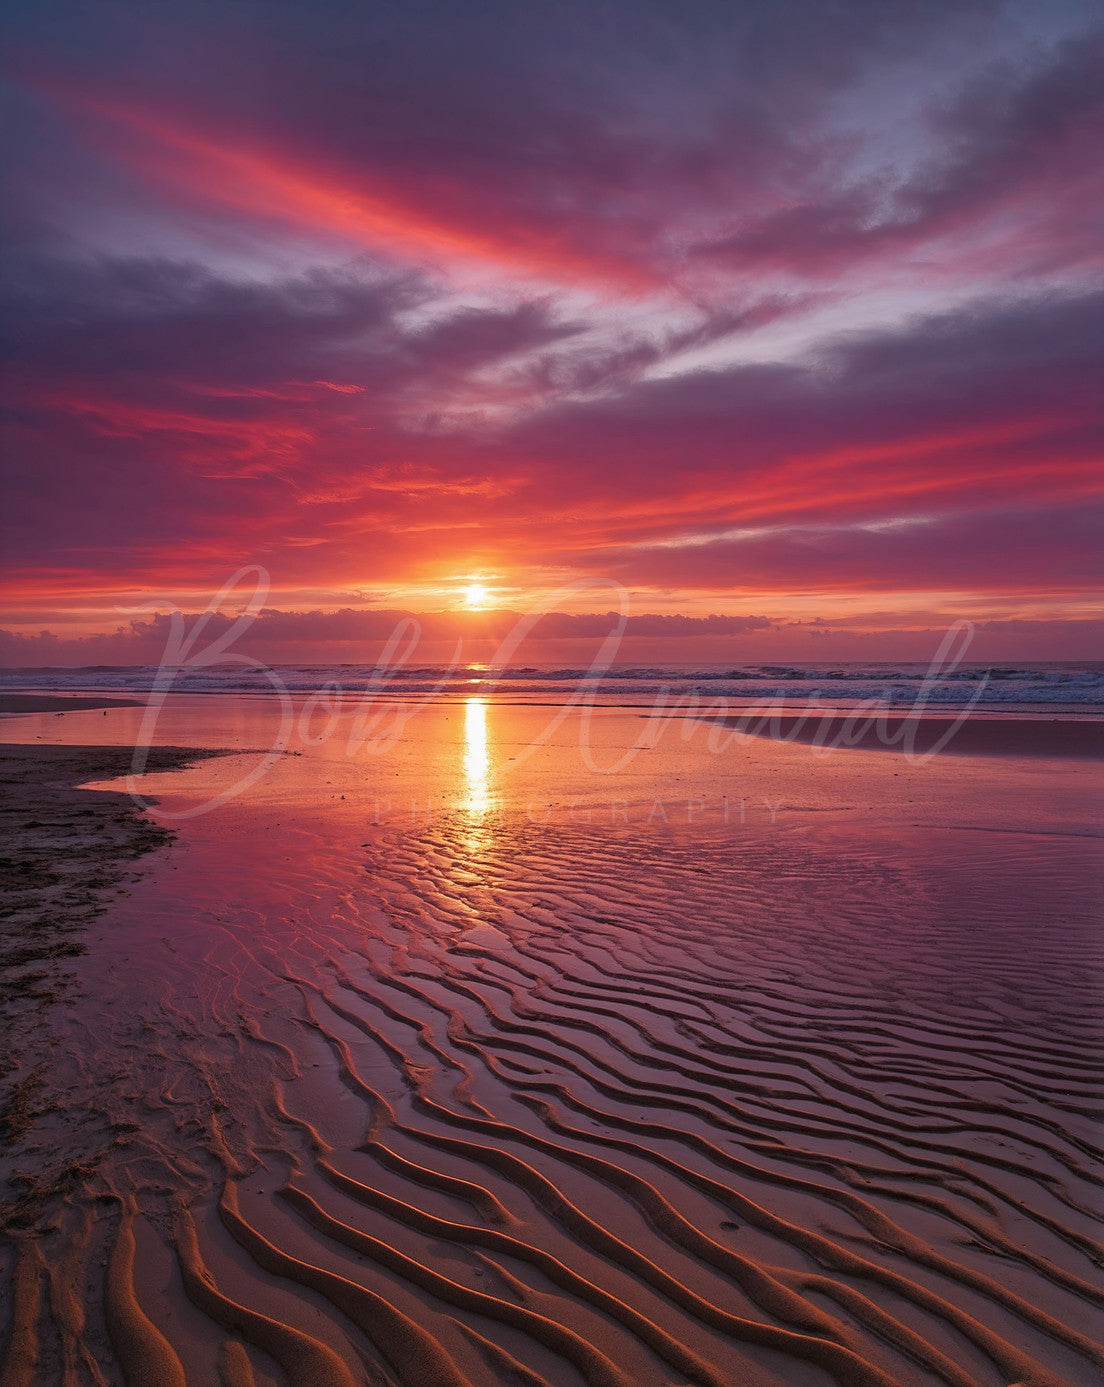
[0,710,1102,1386]
[0,745,225,999]
[0,745,227,1143]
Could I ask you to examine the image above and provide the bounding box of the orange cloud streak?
[54,85,655,291]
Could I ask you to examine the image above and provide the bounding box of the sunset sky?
[1,0,1101,665]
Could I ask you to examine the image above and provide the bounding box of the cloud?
[0,606,774,668]
[605,504,1103,594]
[1,256,1100,605]
[0,0,1100,649]
[497,288,1104,575]
[696,30,1104,278]
[9,0,1096,297]
[3,607,1101,668]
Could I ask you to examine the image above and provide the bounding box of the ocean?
[2,659,1102,713]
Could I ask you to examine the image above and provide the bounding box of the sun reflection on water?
[463,696,491,815]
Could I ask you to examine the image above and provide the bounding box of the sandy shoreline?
[1,732,1101,1386]
[0,745,223,1147]
[0,744,232,1384]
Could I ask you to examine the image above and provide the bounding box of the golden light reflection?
[463,696,491,815]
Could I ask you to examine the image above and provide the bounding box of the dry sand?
[0,728,1101,1387]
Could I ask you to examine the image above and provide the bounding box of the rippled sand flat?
[1,697,1101,1386]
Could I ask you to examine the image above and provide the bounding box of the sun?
[463,582,488,608]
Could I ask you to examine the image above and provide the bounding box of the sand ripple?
[2,811,1102,1386]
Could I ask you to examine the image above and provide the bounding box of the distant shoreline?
[3,688,1102,717]
[0,694,145,714]
[699,712,1104,759]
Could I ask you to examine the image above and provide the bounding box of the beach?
[0,692,1101,1386]
[5,0,1101,1380]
